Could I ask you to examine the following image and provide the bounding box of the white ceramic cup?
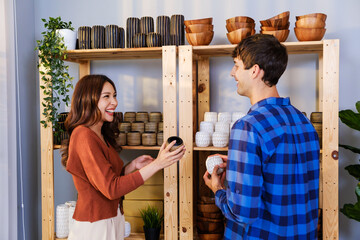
[199,121,214,134]
[215,122,230,134]
[232,112,246,122]
[56,204,69,238]
[206,155,224,175]
[195,131,211,147]
[212,132,229,148]
[204,112,218,123]
[218,112,231,123]
[124,221,131,237]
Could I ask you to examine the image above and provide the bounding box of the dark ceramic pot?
[91,25,105,49]
[133,33,147,48]
[170,14,185,46]
[166,136,184,152]
[78,26,91,49]
[147,32,161,47]
[105,25,125,48]
[140,16,154,34]
[143,226,161,240]
[156,15,170,46]
[126,17,140,48]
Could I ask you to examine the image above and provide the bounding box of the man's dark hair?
[232,34,288,87]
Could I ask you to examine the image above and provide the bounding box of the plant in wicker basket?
[339,100,360,221]
[35,17,74,143]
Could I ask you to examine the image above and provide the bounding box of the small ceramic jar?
[145,122,158,133]
[204,112,218,123]
[131,121,145,133]
[136,111,149,122]
[124,221,131,238]
[199,121,214,134]
[232,112,245,122]
[127,132,141,146]
[124,112,136,122]
[142,132,157,146]
[215,122,230,135]
[158,122,163,132]
[157,132,163,146]
[212,132,229,148]
[116,132,127,145]
[218,112,231,123]
[56,204,69,238]
[119,122,131,133]
[195,131,211,147]
[149,112,162,122]
[310,112,322,123]
[206,155,224,175]
[166,136,183,151]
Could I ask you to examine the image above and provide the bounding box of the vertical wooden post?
[162,46,178,240]
[79,60,90,79]
[179,46,194,240]
[321,39,339,240]
[39,64,55,240]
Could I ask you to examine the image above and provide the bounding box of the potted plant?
[339,100,360,221]
[35,17,74,144]
[139,205,163,240]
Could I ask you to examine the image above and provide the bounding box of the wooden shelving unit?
[40,46,178,240]
[178,40,339,240]
[41,40,339,240]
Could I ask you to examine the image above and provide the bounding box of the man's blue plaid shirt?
[215,97,320,239]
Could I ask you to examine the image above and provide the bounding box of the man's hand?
[203,165,226,194]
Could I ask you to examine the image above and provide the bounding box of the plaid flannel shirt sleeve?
[215,120,263,227]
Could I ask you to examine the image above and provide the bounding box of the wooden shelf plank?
[193,146,228,151]
[64,47,163,62]
[55,233,164,240]
[54,145,160,150]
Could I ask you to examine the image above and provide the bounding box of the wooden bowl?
[198,233,223,240]
[295,17,326,28]
[268,11,290,20]
[197,203,221,213]
[226,22,255,32]
[260,22,289,31]
[184,17,213,27]
[294,27,326,41]
[186,31,214,46]
[226,28,255,44]
[260,11,290,27]
[261,29,289,42]
[197,220,224,233]
[185,24,213,33]
[226,16,255,24]
[296,13,327,22]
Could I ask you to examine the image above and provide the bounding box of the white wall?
[32,0,360,239]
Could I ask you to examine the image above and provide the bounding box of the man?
[203,34,320,239]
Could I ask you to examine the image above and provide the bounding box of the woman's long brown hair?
[61,75,121,167]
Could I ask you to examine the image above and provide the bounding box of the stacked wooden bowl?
[184,18,214,46]
[196,197,224,240]
[260,11,290,42]
[225,16,255,44]
[294,13,327,41]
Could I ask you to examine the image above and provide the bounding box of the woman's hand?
[139,140,186,182]
[133,155,154,170]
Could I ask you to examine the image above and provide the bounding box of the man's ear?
[250,64,263,79]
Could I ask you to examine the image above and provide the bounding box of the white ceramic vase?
[218,112,231,123]
[204,112,217,123]
[56,204,69,238]
[56,29,77,50]
[212,132,229,148]
[215,122,230,135]
[195,131,211,147]
[199,121,214,134]
[206,155,224,175]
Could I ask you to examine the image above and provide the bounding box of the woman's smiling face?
[97,81,118,124]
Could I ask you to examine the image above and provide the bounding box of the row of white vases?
[195,112,245,148]
[56,201,131,238]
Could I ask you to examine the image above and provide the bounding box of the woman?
[61,75,185,240]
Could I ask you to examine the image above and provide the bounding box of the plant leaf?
[345,164,360,181]
[356,101,360,114]
[340,202,360,221]
[339,109,360,131]
[339,144,360,154]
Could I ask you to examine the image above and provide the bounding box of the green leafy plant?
[35,16,74,142]
[139,205,164,229]
[339,101,360,221]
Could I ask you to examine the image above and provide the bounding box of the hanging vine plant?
[35,16,74,143]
